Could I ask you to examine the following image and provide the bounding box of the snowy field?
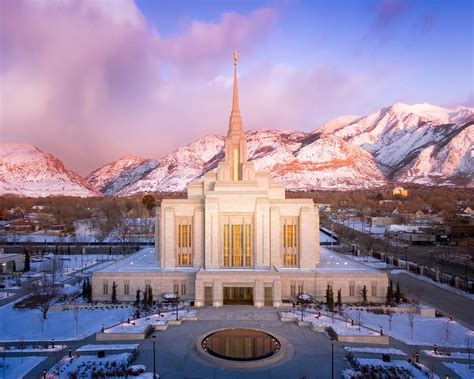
[280,311,378,337]
[31,254,125,274]
[333,219,387,235]
[0,356,46,378]
[47,352,135,378]
[347,309,472,348]
[343,358,439,379]
[443,362,474,378]
[0,302,133,342]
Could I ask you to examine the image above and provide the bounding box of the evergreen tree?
[395,282,402,304]
[360,285,368,305]
[325,284,334,312]
[142,285,149,307]
[134,289,141,307]
[82,280,87,300]
[142,194,156,211]
[111,281,118,304]
[86,278,92,303]
[24,250,30,272]
[337,288,342,308]
[148,286,153,307]
[385,284,393,306]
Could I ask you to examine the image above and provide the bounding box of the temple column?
[272,279,282,308]
[254,280,264,308]
[212,280,223,307]
[195,279,204,307]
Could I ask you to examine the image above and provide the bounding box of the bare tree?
[43,255,64,284]
[386,310,394,331]
[407,312,415,340]
[28,280,61,320]
[443,318,451,343]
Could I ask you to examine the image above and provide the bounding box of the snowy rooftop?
[313,247,379,273]
[97,246,379,274]
[96,248,161,273]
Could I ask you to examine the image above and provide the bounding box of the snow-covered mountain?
[88,103,473,195]
[3,103,472,197]
[0,144,100,197]
[319,103,474,185]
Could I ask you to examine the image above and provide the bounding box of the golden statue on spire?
[233,50,238,65]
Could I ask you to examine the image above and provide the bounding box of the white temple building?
[92,53,388,307]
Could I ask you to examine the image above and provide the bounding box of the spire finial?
[233,50,238,65]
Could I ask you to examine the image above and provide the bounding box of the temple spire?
[229,50,243,133]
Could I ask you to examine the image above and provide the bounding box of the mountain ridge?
[1,103,472,197]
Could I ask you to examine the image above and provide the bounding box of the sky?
[0,0,472,175]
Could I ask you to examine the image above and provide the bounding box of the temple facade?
[92,53,388,307]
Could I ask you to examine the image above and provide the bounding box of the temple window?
[177,218,192,266]
[223,222,252,267]
[282,218,298,267]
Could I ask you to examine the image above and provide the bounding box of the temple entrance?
[223,287,253,305]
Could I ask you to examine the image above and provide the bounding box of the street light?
[152,335,157,379]
[331,338,335,379]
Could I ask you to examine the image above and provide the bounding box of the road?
[390,271,474,330]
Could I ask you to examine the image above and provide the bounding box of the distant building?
[390,187,408,197]
[6,220,39,233]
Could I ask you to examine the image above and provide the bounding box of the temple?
[92,52,387,306]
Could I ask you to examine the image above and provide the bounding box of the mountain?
[0,144,100,197]
[319,102,474,185]
[2,103,472,197]
[87,103,473,195]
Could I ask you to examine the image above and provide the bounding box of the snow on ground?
[348,309,473,347]
[320,230,337,244]
[344,358,440,379]
[105,309,196,334]
[0,292,15,300]
[343,346,407,356]
[333,219,387,235]
[76,344,139,352]
[47,352,134,378]
[31,254,125,274]
[280,310,378,336]
[0,302,133,342]
[443,362,474,378]
[422,350,474,360]
[0,345,66,353]
[0,356,46,378]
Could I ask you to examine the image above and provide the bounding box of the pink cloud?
[0,0,279,174]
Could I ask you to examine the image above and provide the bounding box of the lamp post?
[152,335,157,379]
[331,338,335,379]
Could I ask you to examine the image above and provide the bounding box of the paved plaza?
[133,306,346,379]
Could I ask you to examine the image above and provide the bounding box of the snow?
[346,358,440,379]
[76,344,139,352]
[343,346,407,356]
[47,352,133,378]
[0,302,133,342]
[315,247,379,273]
[0,356,47,378]
[97,248,161,273]
[0,143,98,197]
[105,309,196,333]
[347,309,473,347]
[422,350,473,360]
[443,362,474,378]
[0,345,66,353]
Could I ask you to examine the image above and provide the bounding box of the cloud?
[373,0,408,30]
[0,0,279,174]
